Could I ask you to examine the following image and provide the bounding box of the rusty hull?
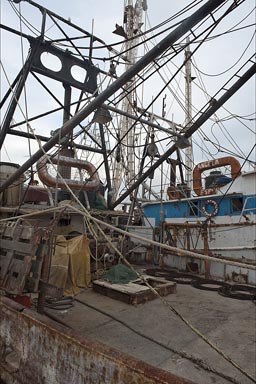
[0,297,194,384]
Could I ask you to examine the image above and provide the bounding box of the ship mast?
[184,37,193,189]
[112,0,147,202]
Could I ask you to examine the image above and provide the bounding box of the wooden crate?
[0,222,47,294]
[92,276,176,305]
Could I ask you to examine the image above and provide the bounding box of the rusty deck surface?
[45,282,255,384]
[1,281,256,384]
[0,296,194,384]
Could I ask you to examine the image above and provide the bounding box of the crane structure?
[112,0,147,202]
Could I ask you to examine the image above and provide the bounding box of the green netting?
[103,264,137,284]
[94,193,107,210]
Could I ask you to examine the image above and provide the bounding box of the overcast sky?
[1,0,255,175]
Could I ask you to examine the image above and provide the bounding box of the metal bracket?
[29,38,99,93]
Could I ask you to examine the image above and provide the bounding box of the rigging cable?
[192,57,253,160]
[58,0,254,202]
[95,1,230,61]
[0,52,255,381]
[18,2,34,183]
[105,0,247,119]
[193,29,255,77]
[7,0,202,61]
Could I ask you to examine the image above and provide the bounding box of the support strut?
[112,62,256,208]
[0,0,231,193]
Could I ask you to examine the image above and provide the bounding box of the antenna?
[184,36,194,189]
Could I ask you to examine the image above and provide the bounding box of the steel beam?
[7,129,105,154]
[105,104,179,135]
[63,84,72,125]
[0,69,23,110]
[0,49,35,149]
[113,62,256,208]
[99,123,112,207]
[0,0,227,193]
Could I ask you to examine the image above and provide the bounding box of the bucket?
[0,162,25,207]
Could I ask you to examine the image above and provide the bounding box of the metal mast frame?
[1,0,248,200]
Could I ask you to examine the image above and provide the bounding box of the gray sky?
[1,0,255,176]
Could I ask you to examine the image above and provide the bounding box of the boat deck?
[45,275,256,384]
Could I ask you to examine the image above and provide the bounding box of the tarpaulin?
[49,235,91,296]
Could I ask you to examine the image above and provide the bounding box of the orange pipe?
[193,156,241,196]
[37,155,100,191]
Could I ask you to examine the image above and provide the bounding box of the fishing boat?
[0,1,255,383]
[143,155,256,284]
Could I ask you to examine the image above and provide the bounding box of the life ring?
[202,199,219,217]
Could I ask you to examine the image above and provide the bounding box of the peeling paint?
[0,297,195,384]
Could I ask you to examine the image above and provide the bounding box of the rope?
[1,204,255,271]
[1,204,255,382]
[74,298,244,384]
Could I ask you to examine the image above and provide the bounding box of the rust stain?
[0,297,195,384]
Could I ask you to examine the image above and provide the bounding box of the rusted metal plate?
[93,277,176,305]
[0,297,194,384]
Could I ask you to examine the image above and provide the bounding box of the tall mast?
[184,37,193,189]
[112,0,146,201]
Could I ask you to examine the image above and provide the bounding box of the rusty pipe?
[0,0,229,195]
[193,156,241,196]
[37,155,100,191]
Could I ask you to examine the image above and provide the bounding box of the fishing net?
[103,263,137,284]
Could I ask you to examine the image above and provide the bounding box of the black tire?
[192,279,227,292]
[145,268,176,278]
[171,276,197,285]
[218,284,256,300]
[146,268,200,284]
